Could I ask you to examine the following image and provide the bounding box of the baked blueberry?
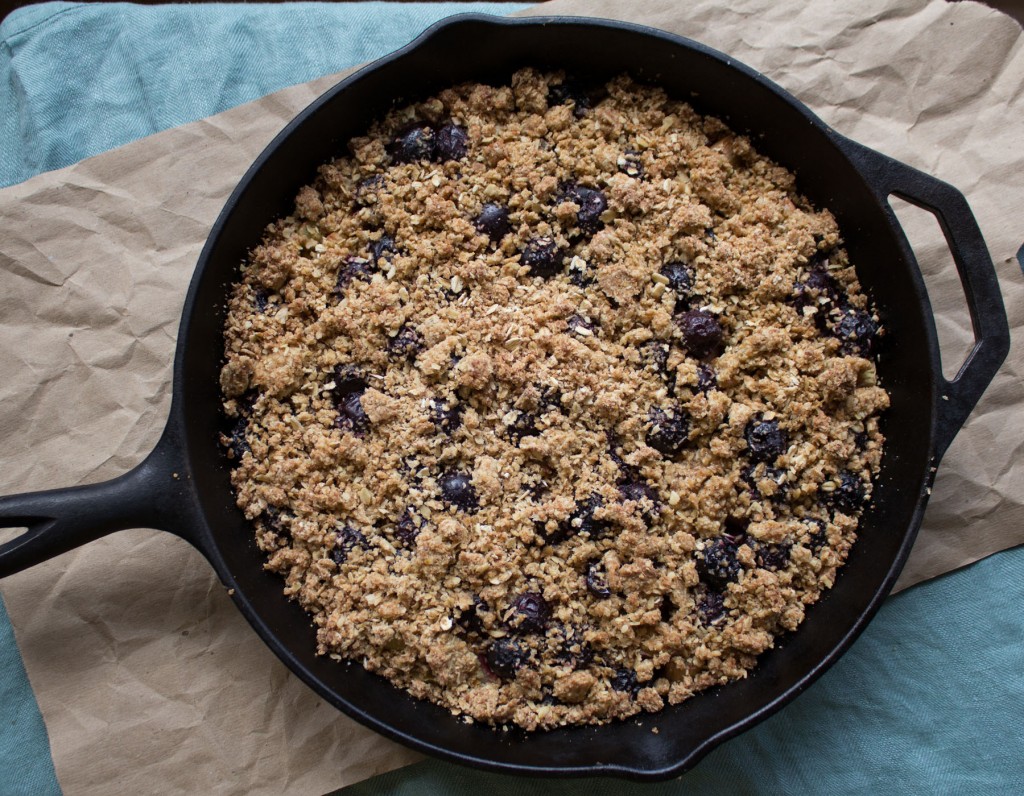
[433,123,468,161]
[677,309,724,359]
[585,560,612,598]
[527,478,550,501]
[430,397,464,434]
[618,479,660,523]
[805,518,829,551]
[547,494,606,544]
[332,364,366,394]
[508,592,551,634]
[335,392,369,434]
[548,80,587,112]
[561,183,607,235]
[566,314,596,336]
[551,624,594,669]
[567,256,593,287]
[386,324,423,360]
[610,667,640,696]
[538,385,564,412]
[394,509,422,548]
[697,536,744,589]
[531,518,551,543]
[486,638,528,680]
[474,203,511,243]
[547,79,606,117]
[259,505,291,539]
[804,266,840,298]
[607,437,638,483]
[332,366,369,434]
[853,430,869,450]
[456,595,489,635]
[618,478,658,505]
[618,150,643,178]
[520,237,563,277]
[744,418,788,463]
[331,525,369,565]
[825,470,867,515]
[334,255,375,295]
[504,410,539,444]
[574,494,609,539]
[799,265,849,332]
[640,340,670,373]
[539,690,560,706]
[439,469,478,511]
[237,388,259,416]
[646,406,691,457]
[659,595,677,623]
[393,125,435,163]
[833,309,879,355]
[332,366,367,398]
[643,341,677,393]
[661,261,694,304]
[741,464,789,502]
[694,585,726,625]
[697,363,718,393]
[354,174,384,206]
[226,416,250,460]
[369,234,397,265]
[254,288,269,313]
[755,542,792,571]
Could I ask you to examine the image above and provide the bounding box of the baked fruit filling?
[220,69,888,729]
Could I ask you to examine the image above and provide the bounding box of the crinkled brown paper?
[0,1,1021,793]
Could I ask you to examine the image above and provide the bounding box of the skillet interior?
[175,16,936,778]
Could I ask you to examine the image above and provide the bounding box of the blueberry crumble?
[219,70,888,730]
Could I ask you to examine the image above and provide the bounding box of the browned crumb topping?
[219,70,888,730]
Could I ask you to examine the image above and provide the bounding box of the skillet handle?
[0,427,199,578]
[842,138,1011,462]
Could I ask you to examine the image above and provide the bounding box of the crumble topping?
[220,70,888,730]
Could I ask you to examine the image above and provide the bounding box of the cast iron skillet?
[0,15,1010,781]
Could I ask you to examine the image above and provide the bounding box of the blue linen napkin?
[1,3,1021,795]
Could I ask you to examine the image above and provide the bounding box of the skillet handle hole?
[887,196,974,381]
[0,527,31,546]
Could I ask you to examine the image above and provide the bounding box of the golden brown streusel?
[220,70,888,730]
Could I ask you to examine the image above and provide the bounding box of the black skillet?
[0,15,1010,781]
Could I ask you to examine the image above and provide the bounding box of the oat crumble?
[219,70,889,730]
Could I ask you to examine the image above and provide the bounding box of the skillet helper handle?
[0,432,194,578]
[843,139,1011,461]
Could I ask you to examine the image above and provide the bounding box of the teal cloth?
[0,4,1021,795]
[0,2,527,187]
